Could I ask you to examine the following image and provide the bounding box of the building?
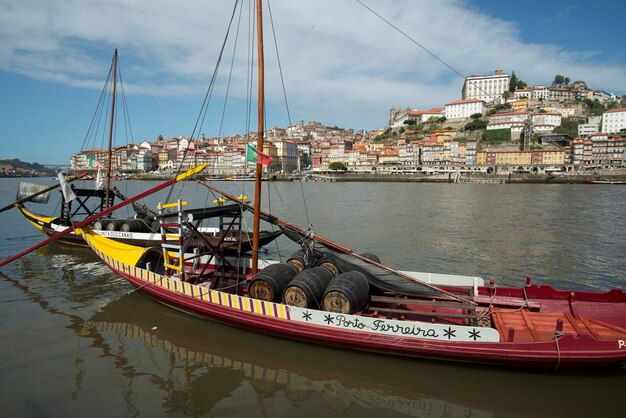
[462,69,510,103]
[601,108,626,134]
[578,116,602,137]
[513,86,574,102]
[444,99,486,120]
[272,139,299,173]
[475,149,565,167]
[388,107,444,128]
[487,111,562,138]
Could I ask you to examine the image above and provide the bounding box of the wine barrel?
[105,220,123,231]
[120,219,151,233]
[318,259,340,276]
[249,263,299,302]
[93,220,105,230]
[322,271,369,314]
[359,252,381,264]
[283,266,334,309]
[286,250,307,272]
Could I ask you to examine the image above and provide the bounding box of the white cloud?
[1,0,624,132]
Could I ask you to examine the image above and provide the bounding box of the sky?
[1,0,624,165]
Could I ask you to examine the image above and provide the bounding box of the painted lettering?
[371,319,439,338]
[619,339,625,349]
[335,315,367,330]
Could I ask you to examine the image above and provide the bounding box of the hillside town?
[69,69,626,177]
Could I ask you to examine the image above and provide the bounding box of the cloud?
[1,0,624,132]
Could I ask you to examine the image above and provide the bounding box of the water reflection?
[87,295,626,418]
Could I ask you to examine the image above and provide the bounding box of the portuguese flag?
[246,144,272,167]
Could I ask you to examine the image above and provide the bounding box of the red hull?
[113,266,626,369]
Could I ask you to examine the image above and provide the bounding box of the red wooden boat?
[4,1,625,370]
[76,0,626,369]
[72,184,626,369]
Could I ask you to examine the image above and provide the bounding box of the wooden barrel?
[93,220,105,230]
[283,266,334,309]
[322,271,369,314]
[105,220,123,231]
[120,219,151,233]
[249,263,299,302]
[286,250,307,272]
[318,258,340,276]
[359,252,381,264]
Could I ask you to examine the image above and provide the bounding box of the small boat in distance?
[585,179,626,184]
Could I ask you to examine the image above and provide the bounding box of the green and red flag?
[246,144,272,167]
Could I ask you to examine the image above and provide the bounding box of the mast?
[105,49,118,209]
[251,0,265,275]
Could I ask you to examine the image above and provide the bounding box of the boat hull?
[17,203,282,252]
[102,257,626,369]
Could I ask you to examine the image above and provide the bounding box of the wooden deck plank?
[579,316,601,339]
[563,312,587,337]
[491,309,535,342]
[520,309,540,341]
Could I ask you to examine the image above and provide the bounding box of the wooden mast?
[105,49,118,209]
[251,0,265,275]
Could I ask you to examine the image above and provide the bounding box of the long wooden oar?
[0,164,207,268]
[198,180,473,304]
[0,172,89,214]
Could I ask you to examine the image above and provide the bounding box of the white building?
[578,116,603,137]
[601,108,626,134]
[388,107,444,128]
[462,69,510,103]
[444,99,486,120]
[513,86,574,102]
[488,112,562,130]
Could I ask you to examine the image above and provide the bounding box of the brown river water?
[0,177,624,417]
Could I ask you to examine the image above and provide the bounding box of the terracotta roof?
[605,108,626,113]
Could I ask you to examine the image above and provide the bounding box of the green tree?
[552,74,565,86]
[464,119,488,131]
[584,99,608,116]
[482,128,511,144]
[470,113,483,119]
[403,118,417,126]
[509,71,518,92]
[329,161,347,171]
[553,118,578,137]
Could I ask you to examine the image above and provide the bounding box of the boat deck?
[492,309,626,342]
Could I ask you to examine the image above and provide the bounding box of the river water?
[0,177,624,417]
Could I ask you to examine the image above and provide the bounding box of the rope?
[553,330,566,371]
[126,274,165,295]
